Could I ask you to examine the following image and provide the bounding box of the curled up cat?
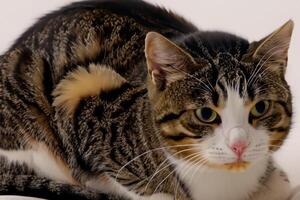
[0,0,296,199]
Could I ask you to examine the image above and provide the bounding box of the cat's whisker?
[252,65,274,85]
[255,144,283,152]
[174,156,207,200]
[168,64,213,93]
[143,147,200,194]
[175,160,209,200]
[152,152,203,196]
[265,78,289,92]
[248,46,288,92]
[206,75,215,92]
[252,64,286,88]
[115,144,201,181]
[247,43,289,86]
[249,45,289,86]
[249,48,284,87]
[247,45,277,85]
[192,86,210,94]
[254,88,272,96]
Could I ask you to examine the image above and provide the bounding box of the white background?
[0,0,299,186]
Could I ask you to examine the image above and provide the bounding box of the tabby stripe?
[13,48,32,79]
[66,31,78,60]
[269,127,289,132]
[247,87,255,101]
[5,80,34,111]
[42,58,54,104]
[212,91,219,107]
[6,78,66,152]
[73,101,87,149]
[156,110,185,124]
[277,101,292,117]
[217,80,227,98]
[163,133,202,141]
[121,179,141,187]
[10,59,51,117]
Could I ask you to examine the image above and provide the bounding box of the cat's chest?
[175,159,268,200]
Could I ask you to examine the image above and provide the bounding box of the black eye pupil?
[256,101,266,113]
[201,107,212,120]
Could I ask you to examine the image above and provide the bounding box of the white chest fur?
[174,158,268,200]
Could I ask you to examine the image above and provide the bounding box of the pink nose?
[230,141,247,159]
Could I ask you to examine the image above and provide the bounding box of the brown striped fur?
[0,0,295,199]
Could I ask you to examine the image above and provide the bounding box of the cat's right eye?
[195,107,220,124]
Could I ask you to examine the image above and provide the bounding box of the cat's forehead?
[213,52,248,87]
[184,53,250,105]
[215,53,242,72]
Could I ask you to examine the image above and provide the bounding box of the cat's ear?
[145,32,195,90]
[244,20,294,73]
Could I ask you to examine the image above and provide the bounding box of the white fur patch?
[85,177,173,200]
[0,144,74,184]
[173,158,268,200]
[52,64,126,114]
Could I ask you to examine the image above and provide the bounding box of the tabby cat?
[0,0,295,199]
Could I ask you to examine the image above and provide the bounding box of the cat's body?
[0,0,295,199]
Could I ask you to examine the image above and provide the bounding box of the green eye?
[196,107,218,123]
[250,100,270,118]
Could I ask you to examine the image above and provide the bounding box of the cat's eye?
[250,100,270,118]
[195,107,218,123]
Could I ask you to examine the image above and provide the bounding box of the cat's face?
[145,20,293,171]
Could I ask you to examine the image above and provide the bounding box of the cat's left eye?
[250,100,270,118]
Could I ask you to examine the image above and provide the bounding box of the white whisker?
[152,152,201,195]
[115,144,201,181]
[247,43,289,87]
[143,147,200,193]
[174,157,207,200]
[169,64,213,93]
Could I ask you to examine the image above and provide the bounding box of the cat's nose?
[227,127,249,159]
[230,141,247,159]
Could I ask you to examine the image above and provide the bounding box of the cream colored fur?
[52,64,126,114]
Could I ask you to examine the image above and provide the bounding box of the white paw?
[289,186,300,200]
[142,193,174,200]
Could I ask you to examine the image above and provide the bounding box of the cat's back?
[4,0,197,85]
[11,0,197,49]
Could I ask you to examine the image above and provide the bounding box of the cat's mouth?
[206,161,250,172]
[223,161,250,171]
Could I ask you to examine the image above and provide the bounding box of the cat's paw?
[289,186,300,200]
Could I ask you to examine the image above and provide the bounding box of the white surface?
[0,0,299,187]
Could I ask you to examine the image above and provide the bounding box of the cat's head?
[145,20,294,171]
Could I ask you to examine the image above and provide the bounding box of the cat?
[0,0,295,199]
